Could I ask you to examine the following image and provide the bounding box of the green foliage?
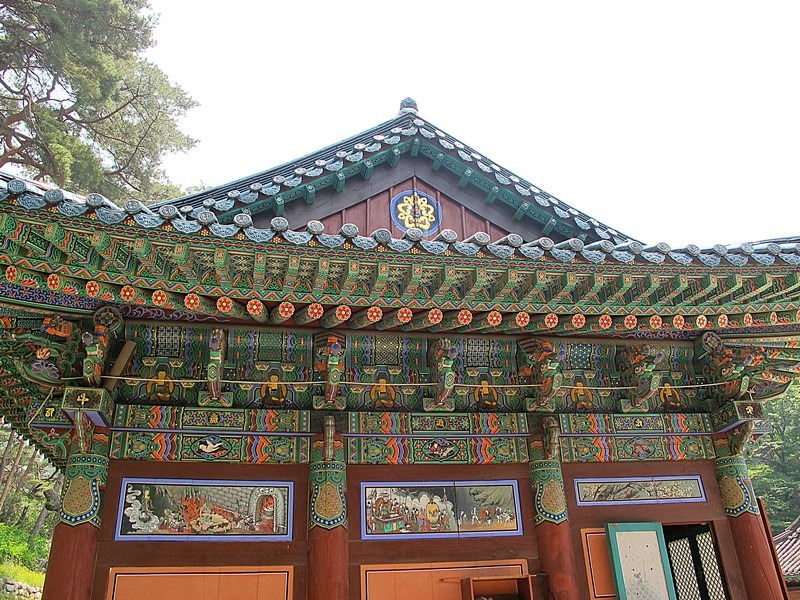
[0,524,48,571]
[0,0,196,203]
[0,427,60,546]
[0,561,45,588]
[751,381,800,534]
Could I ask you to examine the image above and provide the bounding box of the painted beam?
[430,266,458,303]
[682,274,718,304]
[655,274,690,306]
[428,310,474,332]
[349,307,383,329]
[312,258,330,294]
[367,262,389,299]
[398,264,423,302]
[374,307,413,330]
[294,303,325,325]
[401,308,443,331]
[462,267,489,303]
[735,274,774,303]
[759,272,800,303]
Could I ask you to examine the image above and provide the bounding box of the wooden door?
[107,567,293,600]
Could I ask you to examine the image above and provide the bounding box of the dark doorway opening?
[663,524,729,600]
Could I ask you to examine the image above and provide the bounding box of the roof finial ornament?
[399,97,418,115]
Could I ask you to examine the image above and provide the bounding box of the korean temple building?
[1,98,799,600]
[775,516,800,597]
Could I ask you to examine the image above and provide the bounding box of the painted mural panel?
[575,476,705,506]
[361,480,522,540]
[116,478,293,541]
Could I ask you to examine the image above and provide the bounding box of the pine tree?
[751,382,800,534]
[0,1,196,203]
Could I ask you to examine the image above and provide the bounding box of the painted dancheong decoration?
[390,189,441,234]
[116,478,293,541]
[361,480,522,539]
[0,98,796,599]
[574,476,706,506]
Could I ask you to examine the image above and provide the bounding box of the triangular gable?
[156,99,636,245]
[297,175,516,242]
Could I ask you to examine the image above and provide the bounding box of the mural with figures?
[361,480,521,539]
[116,478,293,541]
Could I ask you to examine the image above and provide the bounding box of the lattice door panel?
[666,526,728,600]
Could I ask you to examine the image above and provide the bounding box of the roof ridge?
[149,100,638,245]
[151,112,409,209]
[777,513,800,541]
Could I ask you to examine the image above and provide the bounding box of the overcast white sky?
[147,1,800,247]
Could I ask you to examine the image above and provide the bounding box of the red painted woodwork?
[759,498,792,600]
[74,456,763,600]
[347,463,541,600]
[308,524,348,600]
[562,460,749,600]
[536,521,581,600]
[579,529,616,600]
[319,176,510,240]
[727,511,785,600]
[42,521,99,600]
[307,431,349,600]
[461,574,537,599]
[91,460,309,600]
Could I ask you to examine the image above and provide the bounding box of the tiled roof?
[1,173,799,269]
[1,98,639,246]
[775,515,800,583]
[150,98,636,245]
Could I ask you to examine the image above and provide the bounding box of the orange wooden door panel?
[362,560,527,600]
[581,528,617,600]
[108,567,292,600]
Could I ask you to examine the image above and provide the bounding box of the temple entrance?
[663,524,729,600]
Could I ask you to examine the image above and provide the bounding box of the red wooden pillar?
[535,517,581,600]
[530,423,581,600]
[307,416,348,600]
[42,453,109,600]
[716,455,784,600]
[42,521,99,600]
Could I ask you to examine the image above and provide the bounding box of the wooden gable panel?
[317,176,512,240]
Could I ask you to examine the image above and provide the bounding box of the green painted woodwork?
[308,436,347,530]
[1,196,800,326]
[530,460,568,525]
[60,453,109,528]
[0,118,798,476]
[715,455,760,517]
[606,522,678,600]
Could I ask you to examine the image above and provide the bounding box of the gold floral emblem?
[393,191,439,231]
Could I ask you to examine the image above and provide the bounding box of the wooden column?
[42,519,99,600]
[307,416,348,600]
[715,455,784,600]
[530,419,581,600]
[42,453,109,600]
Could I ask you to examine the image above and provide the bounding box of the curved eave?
[0,198,799,340]
[1,182,798,269]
